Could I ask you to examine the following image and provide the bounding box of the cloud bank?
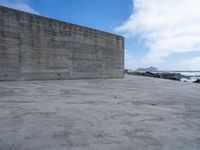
[117,0,200,63]
[180,57,200,70]
[0,0,39,14]
[125,50,135,69]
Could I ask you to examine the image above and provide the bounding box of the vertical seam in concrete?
[69,47,72,79]
[123,37,125,78]
[17,12,22,80]
[101,46,103,79]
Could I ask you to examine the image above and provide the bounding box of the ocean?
[170,71,200,82]
[132,70,200,83]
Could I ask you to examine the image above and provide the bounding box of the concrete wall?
[0,6,124,80]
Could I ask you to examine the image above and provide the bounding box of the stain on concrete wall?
[0,6,124,80]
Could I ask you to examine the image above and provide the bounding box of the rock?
[144,71,160,78]
[124,69,129,73]
[193,79,200,84]
[128,71,160,78]
[160,73,182,81]
[128,71,186,81]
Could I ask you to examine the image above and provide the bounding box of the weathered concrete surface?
[0,6,124,81]
[0,75,200,150]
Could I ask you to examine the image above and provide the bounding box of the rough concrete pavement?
[0,75,200,150]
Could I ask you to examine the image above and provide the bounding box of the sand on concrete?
[0,74,200,150]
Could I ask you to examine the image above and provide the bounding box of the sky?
[1,0,200,71]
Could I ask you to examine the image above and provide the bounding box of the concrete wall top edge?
[0,5,124,40]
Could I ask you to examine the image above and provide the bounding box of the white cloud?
[180,57,200,70]
[125,50,135,69]
[117,0,200,63]
[0,0,39,14]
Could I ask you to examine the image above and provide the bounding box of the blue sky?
[1,0,200,70]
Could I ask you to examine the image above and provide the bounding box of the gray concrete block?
[0,6,124,80]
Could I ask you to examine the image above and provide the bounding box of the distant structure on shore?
[0,6,124,81]
[136,67,158,72]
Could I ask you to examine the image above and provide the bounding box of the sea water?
[174,72,200,82]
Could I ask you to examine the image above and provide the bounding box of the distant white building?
[136,67,158,72]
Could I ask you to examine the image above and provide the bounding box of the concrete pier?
[0,75,200,150]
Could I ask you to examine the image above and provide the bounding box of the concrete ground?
[0,74,200,150]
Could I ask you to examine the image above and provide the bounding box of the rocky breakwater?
[193,79,200,84]
[128,71,186,81]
